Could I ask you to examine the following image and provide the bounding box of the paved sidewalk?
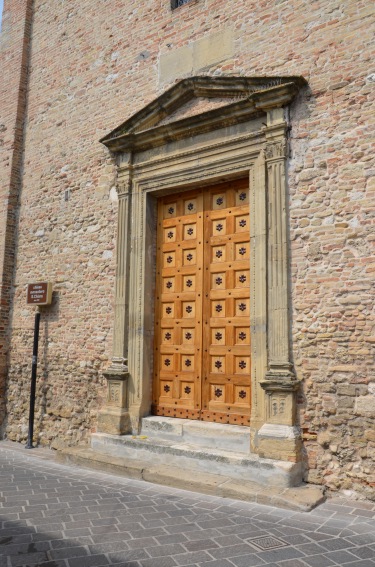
[0,441,374,567]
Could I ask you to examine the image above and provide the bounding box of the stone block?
[193,28,234,71]
[355,396,375,418]
[159,44,193,84]
[97,408,131,435]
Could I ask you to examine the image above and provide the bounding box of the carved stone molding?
[97,367,130,435]
[99,75,307,464]
[264,139,287,160]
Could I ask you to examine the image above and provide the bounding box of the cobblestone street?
[0,441,374,567]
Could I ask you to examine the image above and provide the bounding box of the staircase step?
[91,431,301,488]
[140,416,250,453]
[56,446,325,512]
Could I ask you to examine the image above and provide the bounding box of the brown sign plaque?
[27,282,53,306]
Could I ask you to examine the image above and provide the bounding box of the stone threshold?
[56,445,325,512]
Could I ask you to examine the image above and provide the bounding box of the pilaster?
[97,154,132,435]
[259,108,301,464]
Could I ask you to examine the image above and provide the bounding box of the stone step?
[140,416,251,453]
[56,445,325,512]
[91,431,301,488]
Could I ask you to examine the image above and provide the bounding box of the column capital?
[264,138,287,161]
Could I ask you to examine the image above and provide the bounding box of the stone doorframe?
[98,76,306,463]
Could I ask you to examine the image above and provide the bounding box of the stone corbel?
[97,157,133,435]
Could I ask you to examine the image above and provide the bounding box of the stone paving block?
[320,537,355,551]
[281,534,312,545]
[212,534,243,547]
[230,555,267,567]
[30,531,64,542]
[67,554,110,567]
[146,543,186,557]
[182,538,219,552]
[303,555,337,566]
[50,545,90,559]
[88,541,130,554]
[306,532,333,542]
[196,518,235,530]
[108,549,150,562]
[324,550,365,564]
[131,528,168,539]
[209,542,255,560]
[349,523,375,535]
[138,558,177,567]
[350,546,375,559]
[140,519,167,529]
[8,551,48,566]
[317,525,343,536]
[165,523,199,534]
[173,550,214,565]
[155,534,188,545]
[295,542,327,555]
[276,560,309,567]
[64,527,92,537]
[185,528,222,540]
[50,536,93,548]
[200,560,236,567]
[128,537,159,550]
[344,561,375,567]
[255,546,305,563]
[347,533,375,546]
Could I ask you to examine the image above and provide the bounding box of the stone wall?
[0,0,33,432]
[1,0,374,496]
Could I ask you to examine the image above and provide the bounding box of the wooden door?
[153,180,250,425]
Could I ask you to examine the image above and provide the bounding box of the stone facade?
[0,0,374,498]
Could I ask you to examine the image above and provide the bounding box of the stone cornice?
[100,76,306,153]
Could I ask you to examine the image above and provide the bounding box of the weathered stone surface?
[57,445,325,511]
[0,0,374,500]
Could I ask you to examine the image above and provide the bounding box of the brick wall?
[2,0,374,497]
[0,0,33,432]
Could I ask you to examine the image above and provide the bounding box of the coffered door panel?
[201,181,251,425]
[153,180,250,425]
[153,190,204,419]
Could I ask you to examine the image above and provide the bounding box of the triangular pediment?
[100,76,306,152]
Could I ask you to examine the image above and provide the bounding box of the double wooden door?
[153,179,250,426]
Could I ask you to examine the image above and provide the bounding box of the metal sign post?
[25,282,52,449]
[26,309,41,449]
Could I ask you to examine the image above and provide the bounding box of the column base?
[258,423,302,463]
[97,407,131,435]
